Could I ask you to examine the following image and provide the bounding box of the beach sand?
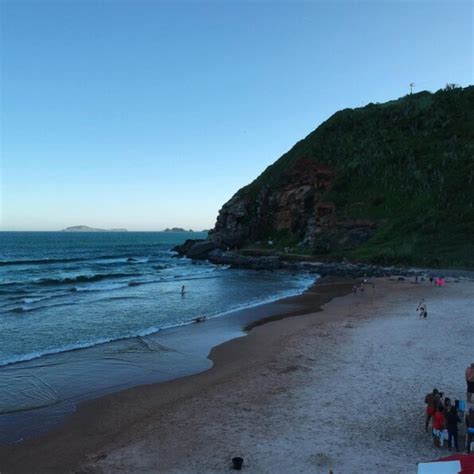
[1,276,473,473]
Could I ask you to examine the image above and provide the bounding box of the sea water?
[0,232,314,441]
[0,232,313,367]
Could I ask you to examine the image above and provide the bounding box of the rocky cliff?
[209,86,474,267]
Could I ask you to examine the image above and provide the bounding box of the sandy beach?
[1,276,473,473]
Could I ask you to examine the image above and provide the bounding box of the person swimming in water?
[181,285,185,295]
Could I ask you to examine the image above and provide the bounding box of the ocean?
[0,231,314,442]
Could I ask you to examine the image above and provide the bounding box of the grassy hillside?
[236,86,474,268]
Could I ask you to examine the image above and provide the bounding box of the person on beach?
[444,397,452,411]
[416,299,427,319]
[425,389,441,431]
[352,285,358,295]
[432,406,445,446]
[466,408,474,453]
[445,405,460,451]
[429,276,434,285]
[466,363,474,403]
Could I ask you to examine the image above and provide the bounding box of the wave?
[126,257,150,263]
[22,295,59,304]
[6,302,74,315]
[0,255,124,266]
[96,295,145,302]
[0,329,164,368]
[38,272,141,286]
[10,306,30,314]
[71,282,131,292]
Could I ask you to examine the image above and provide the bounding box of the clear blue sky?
[1,0,472,231]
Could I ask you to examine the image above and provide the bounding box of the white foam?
[73,283,130,292]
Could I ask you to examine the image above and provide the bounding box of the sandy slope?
[1,278,472,473]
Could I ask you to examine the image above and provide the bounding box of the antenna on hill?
[409,82,415,95]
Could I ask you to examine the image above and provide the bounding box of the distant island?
[61,226,128,232]
[163,227,194,233]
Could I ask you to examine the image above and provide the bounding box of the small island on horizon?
[61,225,128,232]
[163,227,202,233]
[60,226,208,233]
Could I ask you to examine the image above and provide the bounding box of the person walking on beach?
[465,408,474,453]
[425,389,440,431]
[417,299,427,319]
[445,405,460,451]
[466,363,474,403]
[432,405,445,446]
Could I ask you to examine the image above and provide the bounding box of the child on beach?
[432,406,445,446]
[445,405,460,451]
[433,406,445,430]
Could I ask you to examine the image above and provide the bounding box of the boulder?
[207,249,282,270]
[173,239,203,256]
[187,240,220,259]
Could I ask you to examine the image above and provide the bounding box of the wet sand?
[1,276,473,473]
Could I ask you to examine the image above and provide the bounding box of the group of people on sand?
[424,363,474,452]
[414,275,446,286]
[352,276,375,295]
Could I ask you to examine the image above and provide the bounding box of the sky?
[0,0,472,231]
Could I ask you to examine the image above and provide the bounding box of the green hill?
[211,85,474,268]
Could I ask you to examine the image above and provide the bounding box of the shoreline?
[0,271,315,444]
[0,276,355,472]
[1,275,472,473]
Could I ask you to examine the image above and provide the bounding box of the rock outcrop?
[209,156,378,252]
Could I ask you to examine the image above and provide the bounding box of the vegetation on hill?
[230,85,474,268]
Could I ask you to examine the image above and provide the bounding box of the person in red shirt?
[433,406,445,430]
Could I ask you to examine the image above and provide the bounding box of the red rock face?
[211,156,378,250]
[281,157,335,189]
[211,158,376,252]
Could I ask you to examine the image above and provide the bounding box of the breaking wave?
[38,273,141,286]
[0,255,121,266]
